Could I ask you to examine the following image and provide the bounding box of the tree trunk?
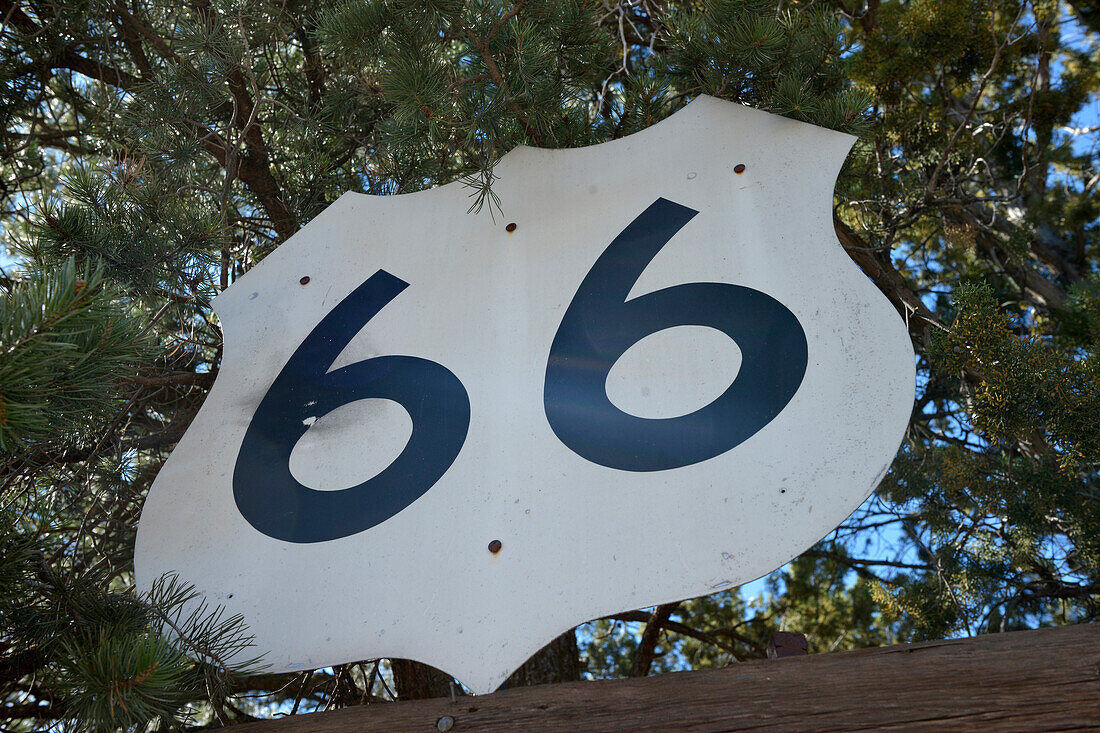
[390,659,455,701]
[503,629,582,688]
[391,631,581,698]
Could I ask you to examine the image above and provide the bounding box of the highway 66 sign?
[135,96,914,693]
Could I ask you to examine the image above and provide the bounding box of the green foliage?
[821,0,1100,641]
[933,283,1100,468]
[873,281,1100,638]
[25,168,223,300]
[0,504,262,730]
[315,0,628,211]
[854,0,998,103]
[878,444,1099,638]
[0,259,146,450]
[59,631,193,732]
[762,550,897,652]
[312,0,868,214]
[663,0,873,134]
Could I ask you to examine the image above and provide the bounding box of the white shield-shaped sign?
[136,97,914,693]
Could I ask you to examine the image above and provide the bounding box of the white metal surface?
[135,97,914,693]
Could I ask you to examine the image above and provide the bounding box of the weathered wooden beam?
[238,624,1100,731]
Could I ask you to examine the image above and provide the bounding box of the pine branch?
[458,17,543,146]
[0,261,147,450]
[0,0,143,90]
[833,216,943,347]
[631,603,678,677]
[109,1,179,62]
[128,372,214,387]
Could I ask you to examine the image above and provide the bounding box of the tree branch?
[0,0,143,90]
[834,216,942,347]
[631,602,678,677]
[459,18,542,146]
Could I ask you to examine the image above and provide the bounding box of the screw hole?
[299,276,310,285]
[734,163,746,174]
[505,222,517,232]
[488,539,502,554]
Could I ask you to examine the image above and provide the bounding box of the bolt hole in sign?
[136,97,914,693]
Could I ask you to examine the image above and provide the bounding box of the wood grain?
[237,624,1100,732]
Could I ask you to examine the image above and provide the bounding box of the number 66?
[233,198,807,543]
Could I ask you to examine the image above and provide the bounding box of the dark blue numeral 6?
[543,197,808,472]
[233,270,470,543]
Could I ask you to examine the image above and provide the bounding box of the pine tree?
[1,0,1097,729]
